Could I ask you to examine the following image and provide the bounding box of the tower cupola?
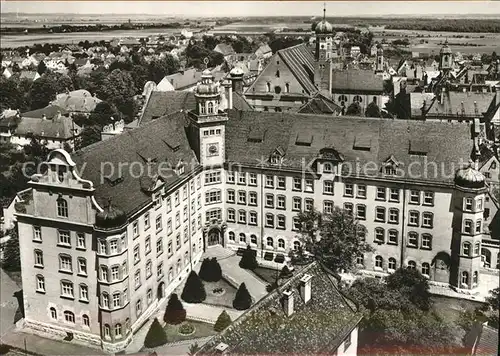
[195,69,220,116]
[454,163,485,189]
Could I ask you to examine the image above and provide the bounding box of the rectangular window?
[109,240,118,254]
[174,191,180,206]
[227,189,235,203]
[266,214,274,227]
[277,176,286,189]
[61,281,74,298]
[132,221,139,237]
[197,194,202,210]
[190,180,195,194]
[292,197,301,211]
[422,213,433,228]
[409,211,419,226]
[98,240,106,255]
[111,266,119,280]
[227,209,235,222]
[79,285,88,301]
[58,230,71,246]
[238,210,246,224]
[78,258,87,275]
[277,196,286,209]
[376,187,386,201]
[156,237,163,255]
[59,255,72,272]
[344,183,354,197]
[157,262,164,278]
[356,205,366,220]
[205,171,221,184]
[238,172,246,185]
[277,215,286,229]
[464,197,473,211]
[409,190,420,204]
[293,217,301,231]
[389,188,400,202]
[156,215,162,231]
[388,230,398,245]
[323,180,334,195]
[305,179,314,193]
[265,194,274,208]
[133,245,140,264]
[293,177,302,191]
[168,241,173,255]
[227,171,235,183]
[249,211,257,225]
[175,212,180,228]
[249,173,257,186]
[205,190,221,204]
[249,191,257,206]
[324,201,334,214]
[33,226,42,241]
[375,207,386,222]
[183,186,187,200]
[423,191,434,206]
[238,191,246,204]
[356,185,366,198]
[265,175,274,188]
[145,235,151,254]
[344,203,353,216]
[389,209,399,224]
[76,233,85,249]
[134,271,141,289]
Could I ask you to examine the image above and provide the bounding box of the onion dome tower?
[314,4,334,91]
[439,40,453,71]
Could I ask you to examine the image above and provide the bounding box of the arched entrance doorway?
[157,282,165,300]
[207,228,221,247]
[432,251,451,284]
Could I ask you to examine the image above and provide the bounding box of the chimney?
[282,289,294,316]
[230,72,244,94]
[299,274,313,304]
[227,80,233,110]
[215,342,229,354]
[474,101,478,115]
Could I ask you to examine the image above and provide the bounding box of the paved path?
[145,336,212,356]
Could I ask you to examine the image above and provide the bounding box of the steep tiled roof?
[214,43,235,56]
[225,111,473,185]
[51,90,102,113]
[197,262,361,355]
[72,112,198,216]
[140,90,252,126]
[163,68,201,90]
[297,92,342,115]
[426,92,495,118]
[278,44,316,94]
[22,105,68,119]
[15,116,80,140]
[330,69,385,92]
[140,91,197,126]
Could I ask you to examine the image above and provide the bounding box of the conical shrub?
[239,245,257,270]
[233,283,252,310]
[144,318,168,348]
[199,258,210,281]
[181,271,206,303]
[214,310,232,332]
[163,293,186,325]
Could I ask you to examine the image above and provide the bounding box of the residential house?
[255,44,272,60]
[50,89,102,116]
[213,43,236,61]
[18,71,41,82]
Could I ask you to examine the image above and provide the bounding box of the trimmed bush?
[233,283,252,310]
[214,310,232,332]
[178,322,195,335]
[200,258,222,282]
[163,293,186,325]
[199,258,210,281]
[181,271,206,303]
[280,265,293,279]
[144,318,168,348]
[239,245,258,270]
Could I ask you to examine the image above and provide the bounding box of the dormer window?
[57,166,66,183]
[270,155,280,165]
[382,155,400,176]
[323,162,333,173]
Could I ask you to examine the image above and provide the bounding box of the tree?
[29,72,74,110]
[1,224,21,271]
[0,77,23,111]
[200,258,222,282]
[163,293,186,325]
[385,268,431,311]
[143,318,168,348]
[233,283,252,310]
[239,245,258,270]
[77,126,101,150]
[97,69,137,122]
[346,102,362,116]
[148,55,180,83]
[365,101,382,118]
[181,271,206,303]
[279,265,293,278]
[214,310,232,332]
[296,207,373,273]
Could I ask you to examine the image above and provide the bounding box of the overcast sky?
[1,1,500,17]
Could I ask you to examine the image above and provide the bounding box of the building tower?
[189,69,228,168]
[450,162,486,290]
[313,4,334,92]
[375,46,384,74]
[439,40,453,72]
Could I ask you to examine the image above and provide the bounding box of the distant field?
[0,28,184,48]
[372,28,500,55]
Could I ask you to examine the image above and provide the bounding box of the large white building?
[13,69,499,353]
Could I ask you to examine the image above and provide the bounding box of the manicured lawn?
[203,278,238,308]
[252,267,280,284]
[431,296,484,323]
[163,320,217,343]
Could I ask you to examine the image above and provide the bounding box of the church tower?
[314,4,334,92]
[375,46,384,74]
[189,69,228,168]
[439,40,453,72]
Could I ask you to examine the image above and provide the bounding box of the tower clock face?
[207,143,219,157]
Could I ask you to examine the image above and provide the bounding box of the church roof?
[277,44,316,94]
[330,69,385,93]
[425,92,495,118]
